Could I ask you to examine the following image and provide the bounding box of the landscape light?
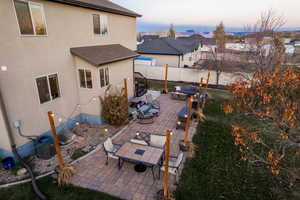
[184,114,188,118]
[75,122,80,126]
[136,132,140,136]
[177,121,181,125]
[104,128,108,132]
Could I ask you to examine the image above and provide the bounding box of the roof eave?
[47,0,142,17]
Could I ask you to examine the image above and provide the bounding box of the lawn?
[0,176,120,200]
[175,90,275,200]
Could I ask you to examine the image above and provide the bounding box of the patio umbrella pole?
[184,96,193,146]
[163,130,172,199]
[163,64,169,94]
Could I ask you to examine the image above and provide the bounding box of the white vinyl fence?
[135,64,251,86]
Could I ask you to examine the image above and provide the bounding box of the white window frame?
[35,73,61,104]
[12,0,48,37]
[78,69,93,89]
[92,13,108,36]
[99,67,109,88]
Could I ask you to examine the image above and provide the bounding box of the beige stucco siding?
[74,57,134,116]
[139,54,180,67]
[0,0,137,149]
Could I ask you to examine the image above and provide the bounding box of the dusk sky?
[112,0,300,31]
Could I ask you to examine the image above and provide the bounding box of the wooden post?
[206,71,211,88]
[47,111,65,169]
[184,96,193,146]
[163,130,172,199]
[163,64,169,93]
[197,78,203,120]
[123,78,128,100]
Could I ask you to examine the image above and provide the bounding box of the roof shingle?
[70,44,139,66]
[47,0,141,17]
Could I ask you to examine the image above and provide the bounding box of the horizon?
[111,0,300,32]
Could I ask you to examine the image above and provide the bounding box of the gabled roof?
[137,39,182,55]
[137,35,216,55]
[70,44,139,66]
[47,0,141,17]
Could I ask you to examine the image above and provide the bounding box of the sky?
[111,0,300,32]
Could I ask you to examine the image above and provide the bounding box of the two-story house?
[0,0,140,158]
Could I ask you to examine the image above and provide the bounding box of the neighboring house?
[137,35,216,67]
[0,0,140,158]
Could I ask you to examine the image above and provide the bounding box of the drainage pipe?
[0,87,48,200]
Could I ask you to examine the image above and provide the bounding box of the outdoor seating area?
[70,94,197,200]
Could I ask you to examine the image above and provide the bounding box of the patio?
[70,94,197,200]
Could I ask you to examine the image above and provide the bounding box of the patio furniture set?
[103,132,183,181]
[128,93,160,124]
[171,85,207,130]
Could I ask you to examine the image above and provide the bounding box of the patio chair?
[103,137,121,165]
[149,134,166,149]
[160,152,184,182]
[146,93,160,110]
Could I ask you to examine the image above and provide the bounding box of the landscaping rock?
[16,168,27,176]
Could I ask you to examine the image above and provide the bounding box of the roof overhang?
[70,44,140,66]
[46,0,142,17]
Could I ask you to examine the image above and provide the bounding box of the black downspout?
[0,88,48,200]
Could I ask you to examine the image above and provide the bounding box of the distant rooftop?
[137,35,216,55]
[47,0,141,17]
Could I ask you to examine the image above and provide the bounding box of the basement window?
[13,0,47,36]
[36,73,61,104]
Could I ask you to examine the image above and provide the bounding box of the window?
[78,69,93,89]
[99,67,109,87]
[93,14,108,35]
[14,0,47,36]
[36,74,60,104]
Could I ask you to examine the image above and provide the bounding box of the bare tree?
[244,10,286,72]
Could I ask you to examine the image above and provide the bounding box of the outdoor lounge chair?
[149,134,166,149]
[160,152,184,182]
[103,137,121,165]
[146,93,160,110]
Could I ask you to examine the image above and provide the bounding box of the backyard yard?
[0,87,294,200]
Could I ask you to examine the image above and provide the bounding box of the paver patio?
[70,94,197,200]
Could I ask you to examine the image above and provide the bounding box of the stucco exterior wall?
[0,0,137,151]
[74,57,134,116]
[139,54,180,67]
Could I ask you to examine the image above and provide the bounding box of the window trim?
[92,13,108,36]
[12,0,48,37]
[99,66,109,88]
[78,68,93,89]
[34,73,61,104]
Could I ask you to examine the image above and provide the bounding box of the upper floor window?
[79,69,93,89]
[36,73,60,104]
[13,0,47,36]
[99,67,109,88]
[92,14,108,36]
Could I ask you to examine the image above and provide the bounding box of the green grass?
[0,176,120,200]
[175,92,275,200]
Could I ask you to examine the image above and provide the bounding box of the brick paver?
[70,94,196,200]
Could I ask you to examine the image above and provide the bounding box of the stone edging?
[0,122,131,189]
